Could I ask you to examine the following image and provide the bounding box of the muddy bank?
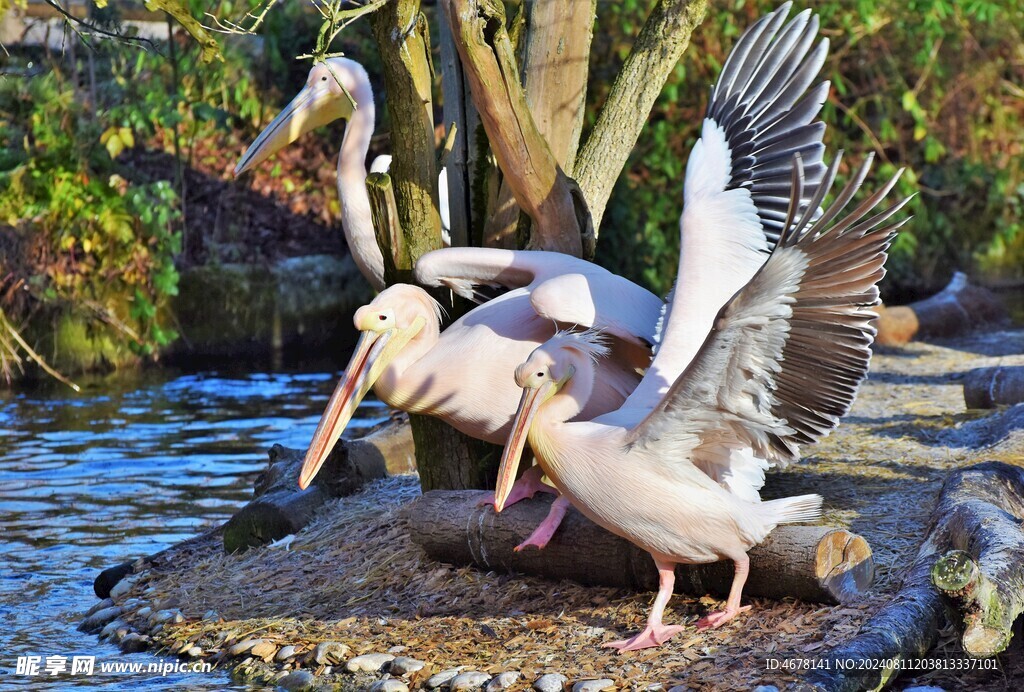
[85,330,1024,690]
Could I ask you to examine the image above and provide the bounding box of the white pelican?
[495,155,911,650]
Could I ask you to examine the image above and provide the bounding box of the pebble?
[450,671,491,689]
[108,577,136,601]
[149,609,181,626]
[120,598,140,611]
[185,646,203,658]
[250,641,277,660]
[312,641,350,665]
[99,619,126,640]
[202,609,220,622]
[390,656,426,676]
[370,680,410,692]
[346,652,395,673]
[388,645,408,654]
[667,687,689,692]
[278,669,315,691]
[136,606,152,620]
[534,673,568,692]
[84,598,114,618]
[752,687,778,692]
[426,668,465,688]
[119,633,149,653]
[486,672,521,691]
[80,606,122,633]
[573,681,614,692]
[275,645,298,662]
[227,638,265,657]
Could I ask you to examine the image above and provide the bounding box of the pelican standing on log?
[494,154,911,651]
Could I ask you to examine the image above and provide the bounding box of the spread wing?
[626,155,911,480]
[625,2,832,409]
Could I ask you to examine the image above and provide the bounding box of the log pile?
[802,462,1024,691]
[874,272,1007,346]
[963,366,1024,409]
[407,490,874,604]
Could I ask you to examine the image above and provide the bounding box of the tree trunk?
[408,491,874,604]
[963,366,1024,409]
[802,462,1024,691]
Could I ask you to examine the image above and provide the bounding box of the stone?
[752,687,778,692]
[388,645,408,654]
[119,633,149,653]
[85,598,114,617]
[275,645,298,662]
[227,638,265,657]
[346,652,395,673]
[80,606,122,633]
[278,670,316,691]
[486,672,521,691]
[108,577,136,601]
[186,646,203,658]
[390,656,426,676]
[99,619,126,641]
[426,668,465,688]
[451,671,491,689]
[202,609,220,622]
[573,681,614,692]
[250,641,277,660]
[312,641,351,665]
[135,606,152,620]
[370,680,410,692]
[534,674,568,692]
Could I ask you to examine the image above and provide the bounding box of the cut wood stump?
[407,490,873,604]
[222,416,415,553]
[963,366,1024,409]
[802,461,1024,692]
[875,272,1007,346]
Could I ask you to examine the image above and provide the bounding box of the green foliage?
[594,0,1024,298]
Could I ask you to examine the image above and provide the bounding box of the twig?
[0,310,80,392]
[42,0,161,53]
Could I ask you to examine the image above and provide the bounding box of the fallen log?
[963,366,1024,409]
[222,417,415,553]
[874,272,1007,346]
[802,461,1024,691]
[407,490,873,604]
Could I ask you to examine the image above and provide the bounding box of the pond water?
[0,365,388,690]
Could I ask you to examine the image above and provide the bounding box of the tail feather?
[763,493,822,524]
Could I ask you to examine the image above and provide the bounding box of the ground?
[99,329,1024,691]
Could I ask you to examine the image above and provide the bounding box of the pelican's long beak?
[494,382,552,512]
[298,330,391,489]
[234,79,354,176]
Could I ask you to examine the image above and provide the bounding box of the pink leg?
[515,495,571,551]
[603,558,685,652]
[477,465,558,509]
[696,554,752,629]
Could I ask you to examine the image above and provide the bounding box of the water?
[0,366,389,690]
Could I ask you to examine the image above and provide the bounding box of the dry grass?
[116,330,1024,691]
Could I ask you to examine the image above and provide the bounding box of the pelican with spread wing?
[494,155,910,651]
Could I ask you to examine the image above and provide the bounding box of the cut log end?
[816,531,874,603]
[931,549,979,594]
[962,624,1010,659]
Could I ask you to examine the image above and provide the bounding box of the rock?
[250,640,277,660]
[108,577,136,601]
[346,652,395,673]
[99,619,126,640]
[487,672,521,691]
[390,656,426,676]
[752,687,779,692]
[426,668,465,688]
[278,669,316,691]
[370,680,410,692]
[227,638,265,657]
[275,645,298,662]
[573,681,614,692]
[312,641,351,665]
[135,606,152,620]
[119,633,149,653]
[80,606,122,633]
[186,646,203,658]
[202,609,220,622]
[149,609,180,625]
[534,674,568,692]
[450,671,491,689]
[388,645,408,654]
[85,598,114,617]
[120,598,140,611]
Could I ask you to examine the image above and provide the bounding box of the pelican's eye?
[536,371,544,378]
[378,314,387,321]
[321,76,328,81]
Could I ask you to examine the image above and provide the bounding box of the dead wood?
[963,366,1024,409]
[875,272,1007,346]
[407,490,873,604]
[802,461,1024,691]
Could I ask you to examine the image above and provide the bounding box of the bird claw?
[602,624,685,652]
[695,605,751,630]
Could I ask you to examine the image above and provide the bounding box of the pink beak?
[493,383,551,512]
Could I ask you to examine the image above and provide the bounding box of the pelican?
[295,2,836,551]
[234,57,450,290]
[494,155,911,651]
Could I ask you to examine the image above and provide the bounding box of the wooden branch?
[483,0,597,247]
[369,0,443,266]
[366,172,409,284]
[407,490,874,604]
[574,0,708,233]
[874,272,1008,346]
[963,366,1024,409]
[443,0,586,256]
[802,462,1024,691]
[222,420,415,553]
[439,14,472,248]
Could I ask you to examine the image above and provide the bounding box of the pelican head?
[234,57,367,176]
[493,331,609,511]
[298,285,442,489]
